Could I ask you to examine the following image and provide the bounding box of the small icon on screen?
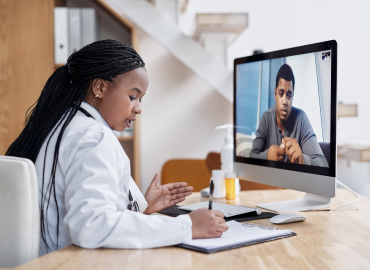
[322,51,331,61]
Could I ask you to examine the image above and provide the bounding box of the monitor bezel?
[233,40,337,177]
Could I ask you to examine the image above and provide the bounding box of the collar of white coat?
[80,101,113,132]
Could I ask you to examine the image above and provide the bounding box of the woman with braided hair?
[6,40,228,255]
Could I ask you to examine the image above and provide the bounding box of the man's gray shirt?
[250,105,329,167]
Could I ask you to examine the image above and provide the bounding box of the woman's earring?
[95,94,99,98]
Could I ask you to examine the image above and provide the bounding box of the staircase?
[98,0,233,102]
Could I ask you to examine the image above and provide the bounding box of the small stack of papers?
[178,221,296,254]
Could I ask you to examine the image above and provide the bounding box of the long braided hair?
[6,39,145,252]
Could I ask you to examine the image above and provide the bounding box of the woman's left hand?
[143,173,193,214]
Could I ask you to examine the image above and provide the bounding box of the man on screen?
[250,64,328,167]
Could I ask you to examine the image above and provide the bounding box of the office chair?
[319,143,331,165]
[161,159,211,192]
[0,156,40,268]
[161,153,281,192]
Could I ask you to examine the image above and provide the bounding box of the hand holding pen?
[189,180,228,238]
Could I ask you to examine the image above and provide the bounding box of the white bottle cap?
[212,170,224,177]
[224,172,236,179]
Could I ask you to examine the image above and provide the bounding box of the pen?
[209,180,214,210]
[128,190,137,212]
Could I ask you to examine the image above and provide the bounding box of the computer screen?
[234,41,336,177]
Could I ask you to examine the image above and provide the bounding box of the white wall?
[337,158,370,198]
[176,0,370,197]
[179,0,370,144]
[136,29,232,191]
[286,53,323,142]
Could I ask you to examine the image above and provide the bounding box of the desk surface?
[14,189,370,270]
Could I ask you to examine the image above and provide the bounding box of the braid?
[6,39,145,252]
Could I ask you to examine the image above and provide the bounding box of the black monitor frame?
[233,40,337,177]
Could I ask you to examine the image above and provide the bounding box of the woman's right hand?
[189,208,229,239]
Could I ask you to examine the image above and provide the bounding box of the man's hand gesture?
[282,137,304,164]
[267,145,285,161]
[143,173,193,214]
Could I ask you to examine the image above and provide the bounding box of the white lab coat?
[35,102,192,256]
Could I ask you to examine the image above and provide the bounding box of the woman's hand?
[189,209,229,238]
[144,173,193,214]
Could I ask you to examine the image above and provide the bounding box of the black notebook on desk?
[158,205,278,222]
[177,220,296,254]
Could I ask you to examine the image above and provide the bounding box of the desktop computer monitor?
[233,40,337,213]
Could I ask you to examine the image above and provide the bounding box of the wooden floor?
[11,189,370,270]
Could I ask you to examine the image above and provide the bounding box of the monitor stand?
[256,193,332,213]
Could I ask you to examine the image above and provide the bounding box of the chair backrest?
[161,159,211,192]
[319,142,331,165]
[205,152,222,173]
[0,156,39,268]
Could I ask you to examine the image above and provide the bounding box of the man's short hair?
[275,64,295,91]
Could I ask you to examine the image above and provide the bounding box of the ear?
[274,88,277,102]
[91,78,108,98]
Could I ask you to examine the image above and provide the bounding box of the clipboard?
[176,221,297,254]
[158,205,278,222]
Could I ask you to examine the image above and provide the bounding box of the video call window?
[236,51,332,168]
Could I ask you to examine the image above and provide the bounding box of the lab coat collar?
[80,101,112,131]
